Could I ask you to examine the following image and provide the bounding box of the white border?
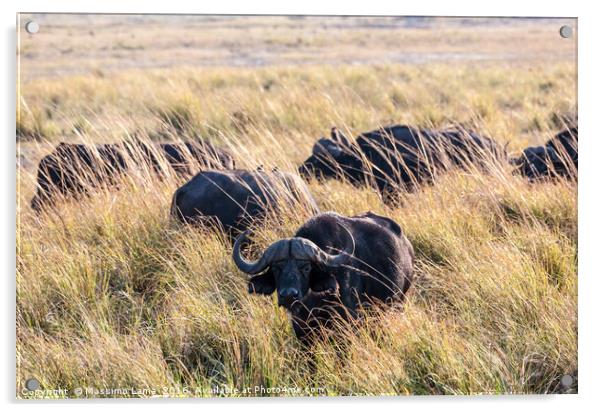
[2,1,582,16]
[3,1,600,411]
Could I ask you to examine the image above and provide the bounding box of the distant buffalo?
[170,169,320,236]
[138,140,235,176]
[299,125,505,198]
[232,211,414,344]
[511,127,578,180]
[30,140,235,212]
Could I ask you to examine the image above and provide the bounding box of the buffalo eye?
[300,263,312,275]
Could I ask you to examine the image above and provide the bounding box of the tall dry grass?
[17,62,576,397]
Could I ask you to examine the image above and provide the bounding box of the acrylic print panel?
[16,14,577,398]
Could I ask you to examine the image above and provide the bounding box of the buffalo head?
[298,127,361,181]
[232,229,354,308]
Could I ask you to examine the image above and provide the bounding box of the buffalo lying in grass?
[30,140,235,212]
[232,211,414,344]
[170,169,320,236]
[299,125,506,199]
[511,127,578,180]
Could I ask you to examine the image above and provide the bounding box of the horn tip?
[234,229,251,242]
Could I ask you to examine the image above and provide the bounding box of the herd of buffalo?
[27,124,578,343]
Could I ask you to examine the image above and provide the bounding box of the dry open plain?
[17,15,577,397]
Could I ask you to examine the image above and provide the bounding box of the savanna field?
[16,16,577,397]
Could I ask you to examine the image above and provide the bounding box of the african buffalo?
[232,211,414,343]
[299,125,505,198]
[136,140,235,176]
[30,140,234,212]
[512,127,578,180]
[170,169,320,236]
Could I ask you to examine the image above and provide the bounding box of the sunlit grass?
[16,62,577,397]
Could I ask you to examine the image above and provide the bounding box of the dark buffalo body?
[233,211,414,343]
[512,127,578,180]
[299,125,505,196]
[31,143,128,212]
[30,140,234,212]
[136,141,235,176]
[171,169,320,235]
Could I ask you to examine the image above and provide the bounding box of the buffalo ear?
[309,270,338,293]
[330,127,352,147]
[248,269,276,295]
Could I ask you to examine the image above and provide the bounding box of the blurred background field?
[16,15,577,397]
[18,15,575,79]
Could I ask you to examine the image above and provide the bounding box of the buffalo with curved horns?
[299,125,506,198]
[171,169,320,237]
[232,211,414,343]
[511,127,577,180]
[30,140,235,212]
